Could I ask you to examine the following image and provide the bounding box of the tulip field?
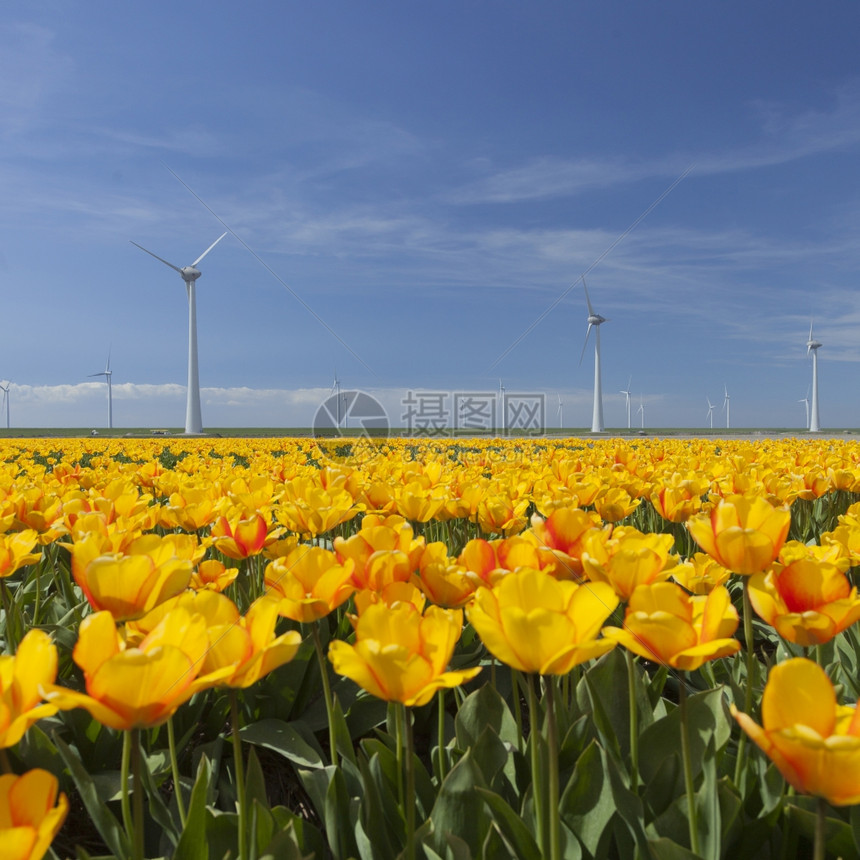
[5,434,860,859]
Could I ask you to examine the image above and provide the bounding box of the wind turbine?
[331,371,342,428]
[799,386,810,431]
[89,349,113,429]
[620,376,632,430]
[807,322,822,432]
[556,394,564,431]
[499,378,506,433]
[706,397,715,429]
[131,232,228,434]
[637,396,645,429]
[579,277,608,433]
[722,385,730,430]
[0,381,10,430]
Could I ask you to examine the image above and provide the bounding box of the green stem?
[230,689,247,860]
[395,702,405,809]
[512,669,524,755]
[402,704,416,860]
[626,648,640,792]
[527,673,547,855]
[131,729,144,860]
[0,578,17,651]
[814,796,827,860]
[312,622,338,768]
[121,729,133,843]
[545,677,561,860]
[436,689,447,783]
[679,677,700,856]
[734,577,755,786]
[167,715,187,827]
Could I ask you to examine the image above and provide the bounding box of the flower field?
[4,434,860,859]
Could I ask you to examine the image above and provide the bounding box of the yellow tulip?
[265,545,355,623]
[467,568,618,675]
[581,527,677,601]
[603,582,740,670]
[0,769,68,860]
[671,552,731,594]
[687,494,790,574]
[0,629,58,748]
[329,602,480,707]
[527,507,603,581]
[415,542,476,608]
[210,511,270,560]
[732,658,860,805]
[0,530,41,578]
[190,559,240,592]
[747,543,860,646]
[593,487,640,524]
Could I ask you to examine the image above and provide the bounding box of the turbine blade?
[579,324,593,365]
[809,319,814,342]
[130,241,183,273]
[582,277,595,316]
[192,232,228,267]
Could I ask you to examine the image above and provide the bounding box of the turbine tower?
[807,322,822,433]
[331,371,342,427]
[131,232,227,434]
[556,393,563,430]
[620,376,632,430]
[706,397,715,429]
[799,386,810,431]
[637,396,645,429]
[0,382,10,430]
[579,278,608,433]
[89,349,113,429]
[723,385,730,430]
[499,378,506,433]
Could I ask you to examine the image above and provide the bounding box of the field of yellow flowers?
[3,434,860,860]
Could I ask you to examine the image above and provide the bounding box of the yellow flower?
[732,658,860,805]
[190,559,239,592]
[265,546,355,623]
[415,542,476,608]
[687,494,791,575]
[0,530,41,578]
[210,511,271,560]
[0,630,58,749]
[748,543,860,646]
[276,477,358,537]
[467,568,618,675]
[593,487,640,524]
[581,527,677,601]
[649,474,707,523]
[45,608,230,730]
[603,582,740,670]
[0,769,68,860]
[671,553,731,594]
[526,507,602,581]
[328,603,480,707]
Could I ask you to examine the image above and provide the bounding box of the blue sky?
[2,2,860,430]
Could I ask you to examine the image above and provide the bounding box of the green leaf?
[647,837,701,859]
[559,739,614,856]
[577,657,625,763]
[355,753,400,860]
[174,757,212,860]
[324,765,360,860]
[601,744,650,855]
[240,718,325,769]
[427,751,491,857]
[475,786,541,860]
[53,732,131,859]
[455,683,519,751]
[786,800,856,858]
[244,745,269,812]
[331,693,358,766]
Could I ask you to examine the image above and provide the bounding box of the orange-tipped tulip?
[732,658,860,805]
[603,582,740,670]
[467,567,619,675]
[0,769,68,860]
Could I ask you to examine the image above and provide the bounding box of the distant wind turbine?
[131,232,228,434]
[556,393,564,430]
[579,277,608,433]
[89,349,113,429]
[799,386,810,431]
[499,378,506,433]
[331,371,342,427]
[637,396,645,429]
[807,322,822,432]
[0,381,10,430]
[706,397,715,429]
[620,376,632,430]
[723,385,731,430]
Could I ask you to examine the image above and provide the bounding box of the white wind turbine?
[807,322,822,432]
[131,232,228,434]
[499,378,506,433]
[723,385,731,430]
[89,349,113,429]
[706,397,715,429]
[637,396,645,429]
[331,371,343,427]
[579,277,608,433]
[556,393,564,430]
[620,376,632,430]
[799,386,810,431]
[0,381,10,430]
